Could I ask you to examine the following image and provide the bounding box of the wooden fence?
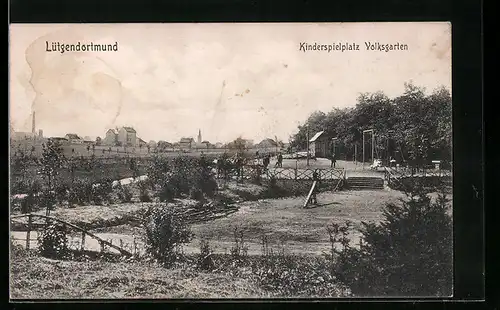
[384,166,452,188]
[266,167,346,181]
[10,213,134,257]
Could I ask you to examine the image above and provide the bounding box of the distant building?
[118,127,137,147]
[135,137,147,147]
[65,133,83,144]
[103,129,118,146]
[197,129,202,144]
[11,131,36,141]
[96,137,102,145]
[200,140,212,148]
[48,137,69,145]
[256,138,278,149]
[157,140,172,150]
[309,131,331,158]
[179,137,194,149]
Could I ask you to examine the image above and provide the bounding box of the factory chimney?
[32,111,36,134]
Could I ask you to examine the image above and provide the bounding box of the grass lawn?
[10,251,268,299]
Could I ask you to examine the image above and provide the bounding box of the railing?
[10,213,133,257]
[384,166,452,188]
[266,167,346,181]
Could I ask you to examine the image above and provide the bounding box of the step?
[347,181,384,185]
[347,186,384,190]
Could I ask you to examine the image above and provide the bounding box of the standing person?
[310,169,320,206]
[263,154,270,171]
[277,152,283,168]
[330,152,337,168]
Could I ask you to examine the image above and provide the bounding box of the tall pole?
[362,133,365,170]
[306,125,310,166]
[371,132,375,164]
[354,143,357,165]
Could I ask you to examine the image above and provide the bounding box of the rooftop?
[309,131,325,142]
[180,137,194,143]
[122,127,136,133]
[65,134,81,140]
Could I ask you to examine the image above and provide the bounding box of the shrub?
[229,227,248,264]
[138,180,152,202]
[332,178,453,296]
[11,236,28,258]
[54,183,69,205]
[197,238,215,271]
[37,222,69,259]
[89,178,113,205]
[158,180,177,202]
[149,156,218,201]
[10,180,30,195]
[143,204,193,267]
[116,183,133,203]
[37,190,57,215]
[68,179,93,206]
[251,235,345,297]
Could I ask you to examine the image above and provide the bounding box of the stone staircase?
[346,176,385,190]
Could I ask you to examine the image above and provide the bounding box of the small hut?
[309,131,331,158]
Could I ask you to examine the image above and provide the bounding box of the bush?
[149,156,218,201]
[248,235,346,297]
[229,227,248,264]
[90,178,113,205]
[138,180,152,202]
[37,222,69,259]
[197,238,215,271]
[143,204,193,267]
[54,183,69,205]
[332,178,453,296]
[116,183,133,203]
[10,180,30,195]
[68,179,93,206]
[37,190,57,214]
[158,180,177,202]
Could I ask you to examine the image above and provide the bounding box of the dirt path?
[11,230,362,256]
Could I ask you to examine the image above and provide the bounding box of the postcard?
[9,22,452,299]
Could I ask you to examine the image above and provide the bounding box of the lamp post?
[362,129,375,170]
[306,125,310,166]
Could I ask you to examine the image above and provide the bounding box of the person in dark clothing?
[275,153,283,167]
[310,169,320,205]
[263,154,270,171]
[330,152,337,168]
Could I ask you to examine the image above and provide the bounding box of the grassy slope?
[10,252,268,299]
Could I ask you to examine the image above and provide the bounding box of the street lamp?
[306,125,310,166]
[362,129,375,170]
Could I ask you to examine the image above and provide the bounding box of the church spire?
[197,129,202,144]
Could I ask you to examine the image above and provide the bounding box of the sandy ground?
[11,189,415,256]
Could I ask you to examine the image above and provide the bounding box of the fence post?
[80,232,85,252]
[26,214,32,250]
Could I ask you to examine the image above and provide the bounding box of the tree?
[333,179,452,296]
[11,149,31,184]
[39,139,65,216]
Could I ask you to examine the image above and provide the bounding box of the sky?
[9,23,451,143]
